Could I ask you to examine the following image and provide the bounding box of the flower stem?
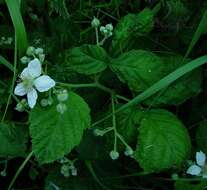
[95,28,99,45]
[111,94,118,151]
[57,82,97,88]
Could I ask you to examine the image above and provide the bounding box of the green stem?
[2,33,18,122]
[7,151,33,190]
[96,82,114,94]
[116,132,130,148]
[95,28,99,45]
[57,82,97,88]
[111,95,117,151]
[58,81,129,102]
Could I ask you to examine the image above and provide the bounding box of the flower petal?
[186,165,202,176]
[14,83,27,96]
[196,151,206,166]
[20,68,30,80]
[28,58,41,78]
[34,75,55,92]
[27,88,38,108]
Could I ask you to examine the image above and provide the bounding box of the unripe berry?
[109,150,119,160]
[91,17,100,28]
[26,46,35,56]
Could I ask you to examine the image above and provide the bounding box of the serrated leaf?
[134,109,191,172]
[29,92,91,164]
[0,123,28,157]
[64,45,109,75]
[144,55,202,106]
[112,8,154,54]
[110,50,166,92]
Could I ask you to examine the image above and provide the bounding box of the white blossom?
[186,151,207,178]
[14,58,55,108]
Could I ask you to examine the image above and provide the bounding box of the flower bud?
[15,99,27,112]
[0,170,6,177]
[35,47,44,55]
[70,166,77,176]
[124,147,134,156]
[93,129,104,136]
[100,26,106,33]
[60,164,70,177]
[56,103,67,114]
[38,54,45,62]
[91,17,100,28]
[40,99,48,107]
[109,150,119,160]
[105,23,113,31]
[20,56,30,64]
[26,46,35,56]
[57,90,68,102]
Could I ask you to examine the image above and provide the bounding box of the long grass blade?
[185,9,207,58]
[92,55,207,126]
[6,0,27,56]
[0,55,14,72]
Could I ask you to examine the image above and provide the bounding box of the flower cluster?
[186,151,207,178]
[91,17,113,45]
[55,89,69,114]
[100,23,113,37]
[59,157,77,178]
[0,36,12,45]
[21,46,45,64]
[14,58,55,109]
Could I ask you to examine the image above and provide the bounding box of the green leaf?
[134,109,191,172]
[93,55,207,127]
[64,45,109,75]
[0,123,28,157]
[144,55,202,106]
[112,8,154,55]
[6,0,28,56]
[29,92,91,164]
[196,120,207,154]
[110,50,166,92]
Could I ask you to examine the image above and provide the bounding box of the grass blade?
[6,0,27,56]
[92,55,207,126]
[0,55,14,72]
[185,9,207,58]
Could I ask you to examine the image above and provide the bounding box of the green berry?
[91,17,100,28]
[109,150,119,160]
[26,46,35,56]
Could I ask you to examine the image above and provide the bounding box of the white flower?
[14,58,55,108]
[186,151,207,178]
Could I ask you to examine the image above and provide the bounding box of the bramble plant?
[1,0,207,189]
